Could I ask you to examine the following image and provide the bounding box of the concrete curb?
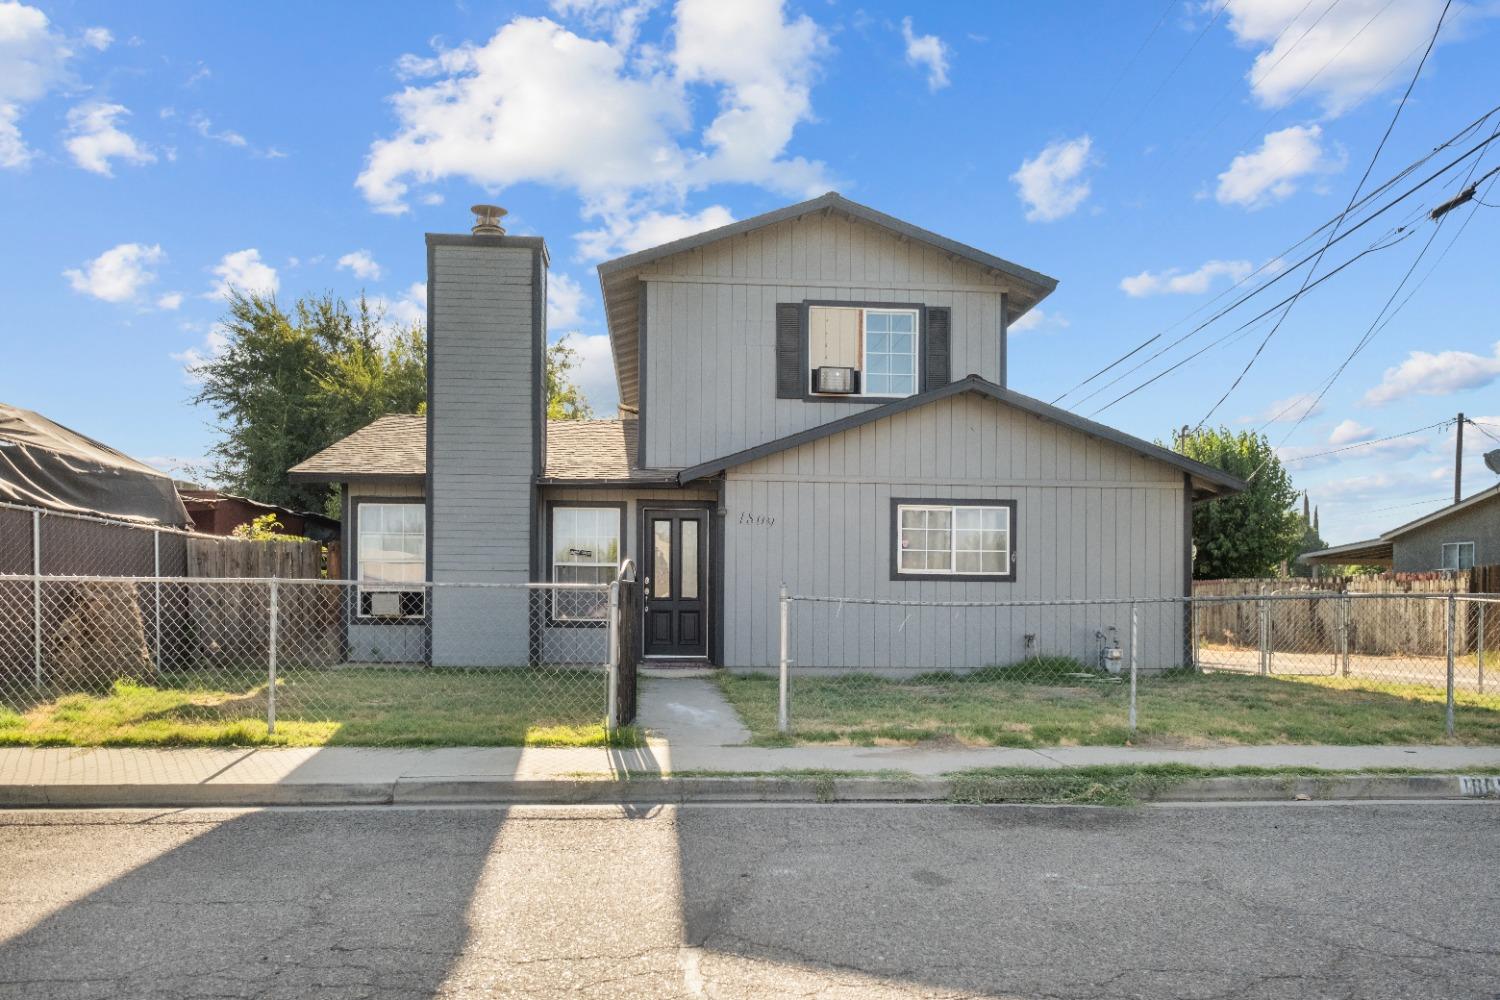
[1,774,1497,808]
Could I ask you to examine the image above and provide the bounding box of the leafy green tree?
[191,292,425,513]
[546,338,593,420]
[1174,427,1303,579]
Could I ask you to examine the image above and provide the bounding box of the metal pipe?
[1129,604,1139,734]
[1258,599,1269,676]
[778,583,791,735]
[1480,602,1486,695]
[606,579,620,736]
[1446,595,1456,738]
[153,529,162,676]
[267,580,279,736]
[31,510,41,694]
[1340,595,1351,678]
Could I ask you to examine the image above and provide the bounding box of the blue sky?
[2,0,1498,544]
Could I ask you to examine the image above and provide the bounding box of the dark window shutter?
[923,307,951,391]
[775,303,803,399]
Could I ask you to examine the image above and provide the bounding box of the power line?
[1114,0,1233,139]
[1192,0,1454,430]
[1469,419,1500,446]
[1087,0,1179,123]
[1049,103,1500,406]
[1279,420,1451,464]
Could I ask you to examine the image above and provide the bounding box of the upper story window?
[1440,541,1475,571]
[808,305,920,399]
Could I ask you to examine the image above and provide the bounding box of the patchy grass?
[0,668,641,748]
[716,667,1500,747]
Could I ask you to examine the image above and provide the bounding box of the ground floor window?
[1441,541,1475,571]
[551,505,622,623]
[356,502,426,618]
[892,499,1015,581]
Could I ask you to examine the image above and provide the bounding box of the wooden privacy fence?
[0,502,335,698]
[1193,569,1497,657]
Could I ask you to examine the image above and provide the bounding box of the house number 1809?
[738,513,776,527]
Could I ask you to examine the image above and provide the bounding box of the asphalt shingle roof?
[287,414,657,483]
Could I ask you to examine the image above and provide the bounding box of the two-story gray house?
[290,193,1243,670]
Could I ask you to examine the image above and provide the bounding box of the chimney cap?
[471,204,508,235]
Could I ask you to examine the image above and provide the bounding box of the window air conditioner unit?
[813,366,857,394]
[369,591,402,617]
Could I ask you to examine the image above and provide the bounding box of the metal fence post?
[778,584,791,735]
[31,509,42,693]
[152,528,162,675]
[606,580,620,736]
[1479,602,1486,695]
[1445,595,1456,738]
[1258,598,1269,676]
[1128,603,1139,734]
[1340,595,1351,677]
[267,579,279,736]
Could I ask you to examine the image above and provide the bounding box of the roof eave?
[287,471,425,485]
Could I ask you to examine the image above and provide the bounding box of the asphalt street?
[0,801,1496,999]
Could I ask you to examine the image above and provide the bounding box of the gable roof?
[675,375,1247,501]
[287,415,677,486]
[1384,482,1500,539]
[288,414,426,482]
[596,192,1060,412]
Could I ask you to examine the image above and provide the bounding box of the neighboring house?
[1300,483,1500,573]
[179,488,340,542]
[289,193,1243,668]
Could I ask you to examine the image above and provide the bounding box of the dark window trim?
[544,500,626,628]
[1439,540,1477,571]
[349,495,430,621]
[888,497,1018,583]
[801,300,926,404]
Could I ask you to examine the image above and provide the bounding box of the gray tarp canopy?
[0,403,190,527]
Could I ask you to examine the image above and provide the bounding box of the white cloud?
[82,26,112,51]
[556,331,619,414]
[1362,341,1500,405]
[1223,0,1465,117]
[1253,392,1324,424]
[1008,307,1068,334]
[575,203,734,260]
[188,112,247,148]
[63,242,163,302]
[373,282,426,328]
[207,248,278,300]
[1010,135,1093,222]
[358,1,829,262]
[0,2,74,168]
[1328,419,1375,445]
[172,323,231,382]
[64,102,155,176]
[548,272,586,330]
[0,103,28,167]
[156,291,183,310]
[900,16,950,91]
[337,249,383,281]
[1119,259,1253,297]
[1215,124,1343,209]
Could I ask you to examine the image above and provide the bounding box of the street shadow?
[0,807,508,998]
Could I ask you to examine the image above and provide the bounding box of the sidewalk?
[4,677,1500,807]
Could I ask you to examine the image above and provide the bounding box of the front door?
[642,508,708,657]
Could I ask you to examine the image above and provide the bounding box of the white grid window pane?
[552,507,620,621]
[863,309,918,397]
[897,504,1011,576]
[358,503,426,618]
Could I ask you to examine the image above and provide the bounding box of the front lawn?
[0,667,639,748]
[716,667,1500,746]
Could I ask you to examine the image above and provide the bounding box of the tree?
[191,292,425,513]
[546,338,593,420]
[1174,427,1303,579]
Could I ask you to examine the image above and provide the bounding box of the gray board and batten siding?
[425,235,547,667]
[613,202,1049,471]
[716,390,1193,672]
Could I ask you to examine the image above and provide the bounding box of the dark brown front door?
[642,508,708,657]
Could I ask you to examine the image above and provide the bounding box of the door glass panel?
[652,520,671,599]
[681,520,699,599]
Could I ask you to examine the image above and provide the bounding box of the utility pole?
[1455,412,1465,504]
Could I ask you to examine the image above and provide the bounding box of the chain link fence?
[725,590,1500,746]
[0,575,635,746]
